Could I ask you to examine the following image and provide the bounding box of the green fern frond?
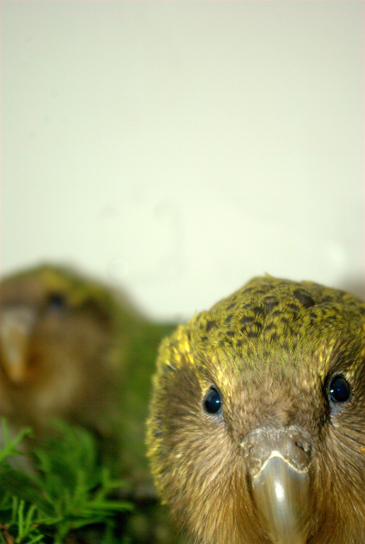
[0,419,133,544]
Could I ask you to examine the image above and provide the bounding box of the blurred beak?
[0,306,36,383]
[242,426,312,544]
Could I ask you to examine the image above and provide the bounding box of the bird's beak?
[0,306,36,383]
[242,426,312,544]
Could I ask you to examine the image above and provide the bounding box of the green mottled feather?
[147,276,365,544]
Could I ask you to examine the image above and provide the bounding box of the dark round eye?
[329,375,351,404]
[204,388,222,414]
[47,292,67,311]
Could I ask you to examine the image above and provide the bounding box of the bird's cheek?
[241,425,313,544]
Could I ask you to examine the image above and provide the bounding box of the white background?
[2,1,364,321]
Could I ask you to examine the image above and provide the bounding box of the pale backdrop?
[2,1,364,321]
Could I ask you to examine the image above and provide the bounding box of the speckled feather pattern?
[147,276,365,544]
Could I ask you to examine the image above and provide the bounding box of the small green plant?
[0,419,133,544]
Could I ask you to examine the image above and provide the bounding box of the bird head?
[0,264,136,436]
[147,276,365,544]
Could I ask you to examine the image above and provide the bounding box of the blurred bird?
[147,276,365,544]
[0,264,178,542]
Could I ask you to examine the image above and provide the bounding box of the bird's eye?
[47,292,67,312]
[204,388,222,414]
[329,375,351,404]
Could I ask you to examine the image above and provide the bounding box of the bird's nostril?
[295,440,310,454]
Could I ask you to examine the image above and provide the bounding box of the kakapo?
[147,276,365,544]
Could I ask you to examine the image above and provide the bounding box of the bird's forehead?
[1,266,109,309]
[185,276,365,381]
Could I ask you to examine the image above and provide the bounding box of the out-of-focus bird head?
[0,264,137,438]
[147,276,365,544]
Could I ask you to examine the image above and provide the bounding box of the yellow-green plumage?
[147,276,365,544]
